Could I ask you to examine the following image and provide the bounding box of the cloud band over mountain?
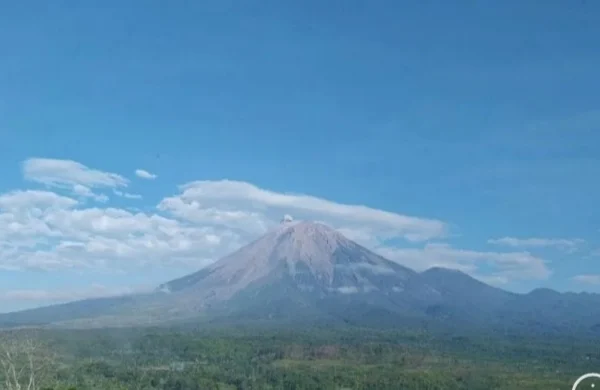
[1,157,593,310]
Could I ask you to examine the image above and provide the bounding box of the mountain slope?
[154,221,441,321]
[419,268,600,336]
[0,295,137,327]
[419,267,515,323]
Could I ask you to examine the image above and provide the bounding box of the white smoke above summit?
[281,214,294,224]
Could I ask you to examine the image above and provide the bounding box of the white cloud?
[158,180,447,242]
[23,158,128,202]
[0,191,75,253]
[114,190,142,200]
[336,286,359,294]
[0,188,236,271]
[377,243,550,282]
[135,169,157,180]
[488,236,585,252]
[24,158,128,188]
[571,274,600,285]
[474,274,510,286]
[73,184,109,202]
[337,263,395,275]
[0,190,77,210]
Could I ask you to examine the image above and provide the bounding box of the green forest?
[0,325,596,389]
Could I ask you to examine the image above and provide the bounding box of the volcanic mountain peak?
[160,220,407,300]
[207,221,351,284]
[270,220,350,254]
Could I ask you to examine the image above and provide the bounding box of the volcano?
[0,221,441,327]
[159,221,437,301]
[2,221,600,336]
[152,221,441,323]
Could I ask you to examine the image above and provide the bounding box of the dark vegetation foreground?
[0,325,596,389]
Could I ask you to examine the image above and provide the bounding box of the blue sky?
[1,1,599,312]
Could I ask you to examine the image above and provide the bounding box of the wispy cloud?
[378,243,550,283]
[23,158,128,202]
[114,190,142,200]
[73,184,109,202]
[571,274,600,285]
[24,158,128,188]
[488,237,585,252]
[159,179,448,242]
[135,169,157,180]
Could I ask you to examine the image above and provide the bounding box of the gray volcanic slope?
[2,221,600,335]
[158,221,439,306]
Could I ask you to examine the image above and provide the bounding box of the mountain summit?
[157,221,436,313]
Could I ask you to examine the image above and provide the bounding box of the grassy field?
[0,325,595,389]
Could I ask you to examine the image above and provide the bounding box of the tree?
[0,330,56,390]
